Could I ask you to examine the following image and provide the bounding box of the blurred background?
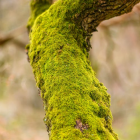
[0,0,140,140]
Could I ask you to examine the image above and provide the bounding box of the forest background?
[0,0,140,140]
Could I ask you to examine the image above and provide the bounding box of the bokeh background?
[0,0,140,140]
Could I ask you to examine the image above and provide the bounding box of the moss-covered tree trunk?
[26,0,140,139]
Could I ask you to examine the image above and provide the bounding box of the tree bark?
[27,0,140,139]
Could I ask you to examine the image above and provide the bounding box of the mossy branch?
[27,0,53,32]
[73,0,140,33]
[27,0,140,140]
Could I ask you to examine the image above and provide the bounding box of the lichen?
[28,0,118,139]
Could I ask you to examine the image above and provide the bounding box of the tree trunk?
[26,0,140,139]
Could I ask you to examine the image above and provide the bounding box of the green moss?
[27,0,52,32]
[28,0,118,139]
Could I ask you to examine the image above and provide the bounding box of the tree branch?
[27,0,140,139]
[27,0,54,32]
[71,0,140,49]
[75,0,140,33]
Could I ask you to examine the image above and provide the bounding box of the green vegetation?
[27,0,118,139]
[27,0,52,31]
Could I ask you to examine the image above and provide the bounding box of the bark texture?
[27,0,140,139]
